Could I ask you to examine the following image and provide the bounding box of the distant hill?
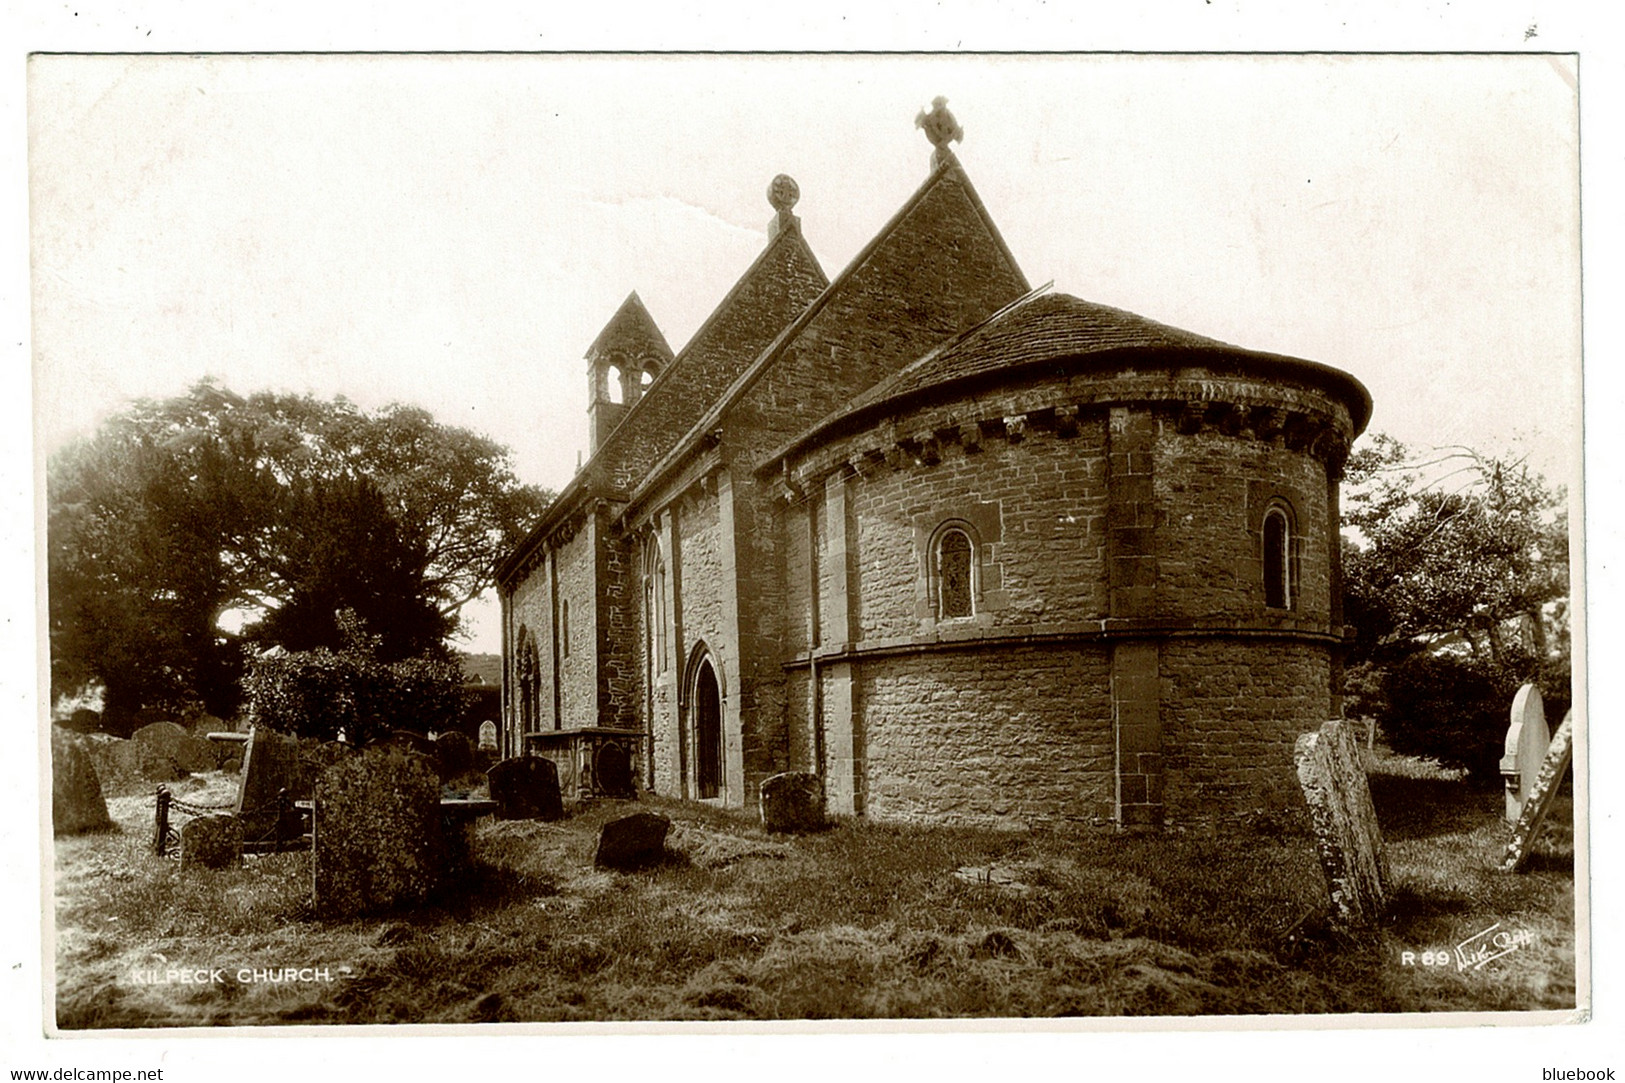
[458,652,503,687]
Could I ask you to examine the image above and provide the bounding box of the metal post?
[152,786,171,856]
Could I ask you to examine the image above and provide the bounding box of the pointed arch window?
[644,541,668,677]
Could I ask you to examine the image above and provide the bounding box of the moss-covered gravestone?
[435,731,474,782]
[180,815,242,871]
[51,727,113,836]
[1294,719,1389,928]
[312,750,442,919]
[1500,710,1573,873]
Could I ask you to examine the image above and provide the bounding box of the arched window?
[935,525,976,620]
[644,542,667,677]
[1263,505,1293,609]
[516,626,540,736]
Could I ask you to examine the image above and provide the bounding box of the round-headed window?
[937,527,975,620]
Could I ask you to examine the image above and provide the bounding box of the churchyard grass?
[52,750,1574,1026]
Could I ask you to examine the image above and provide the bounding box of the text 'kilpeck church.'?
[497,104,1371,828]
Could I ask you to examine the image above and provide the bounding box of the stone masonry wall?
[1152,426,1332,623]
[506,559,553,743]
[853,644,1115,828]
[845,416,1110,642]
[1159,638,1332,824]
[553,526,598,729]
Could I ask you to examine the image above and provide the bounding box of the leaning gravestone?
[487,756,563,821]
[180,815,242,871]
[235,727,311,844]
[1501,683,1551,823]
[312,750,443,919]
[1294,719,1389,928]
[1500,710,1574,873]
[760,771,826,833]
[594,812,671,870]
[52,727,113,836]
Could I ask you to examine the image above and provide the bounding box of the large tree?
[47,382,550,728]
[1340,434,1570,776]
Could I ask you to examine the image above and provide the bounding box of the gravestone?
[1501,683,1551,823]
[180,815,242,871]
[486,756,563,821]
[1500,710,1574,873]
[235,727,311,844]
[133,720,218,773]
[595,741,634,798]
[1293,719,1389,928]
[478,721,498,753]
[51,727,113,836]
[760,771,826,833]
[384,730,437,759]
[435,731,475,782]
[594,812,671,870]
[312,749,443,919]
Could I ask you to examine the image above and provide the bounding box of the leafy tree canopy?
[1340,433,1570,777]
[48,381,551,728]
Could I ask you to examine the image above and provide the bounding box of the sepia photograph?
[18,39,1602,1067]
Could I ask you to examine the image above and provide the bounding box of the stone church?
[496,105,1371,828]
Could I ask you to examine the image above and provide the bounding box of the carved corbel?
[1052,404,1080,437]
[1003,414,1028,442]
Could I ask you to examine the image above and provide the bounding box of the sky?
[7,2,1624,1077]
[27,54,1583,654]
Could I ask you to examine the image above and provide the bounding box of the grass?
[52,751,1577,1027]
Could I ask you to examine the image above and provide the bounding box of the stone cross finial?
[767,173,800,239]
[915,96,963,169]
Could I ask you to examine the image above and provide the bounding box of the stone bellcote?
[586,291,675,453]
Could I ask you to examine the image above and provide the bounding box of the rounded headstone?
[1502,683,1551,822]
[487,756,563,821]
[759,771,826,833]
[595,741,633,799]
[477,721,499,752]
[52,727,113,836]
[435,731,475,781]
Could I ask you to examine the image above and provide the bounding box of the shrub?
[1367,647,1567,781]
[243,611,461,744]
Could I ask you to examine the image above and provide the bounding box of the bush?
[243,612,461,744]
[1365,647,1568,781]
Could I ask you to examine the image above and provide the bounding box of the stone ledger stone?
[487,756,563,821]
[180,815,242,870]
[1293,719,1389,928]
[1501,683,1551,823]
[313,750,443,919]
[52,727,113,836]
[759,771,826,833]
[594,812,671,870]
[1501,710,1573,873]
